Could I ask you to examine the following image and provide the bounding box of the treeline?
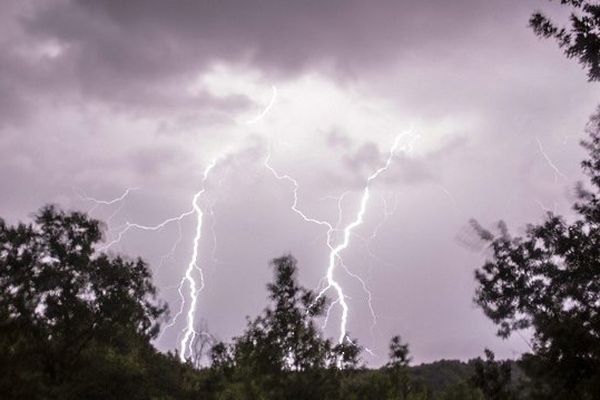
[0,204,590,399]
[0,208,511,399]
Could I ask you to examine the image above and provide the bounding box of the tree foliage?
[204,255,439,399]
[530,0,600,80]
[0,205,191,399]
[472,109,600,399]
[0,206,489,399]
[470,350,516,400]
[207,254,361,399]
[461,2,600,398]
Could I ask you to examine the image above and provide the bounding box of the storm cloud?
[1,0,599,364]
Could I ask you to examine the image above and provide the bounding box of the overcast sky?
[2,0,599,365]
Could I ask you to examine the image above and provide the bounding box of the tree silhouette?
[470,350,515,400]
[1,207,440,399]
[472,109,600,399]
[530,0,600,81]
[209,254,361,399]
[387,335,411,369]
[0,205,170,399]
[468,4,600,397]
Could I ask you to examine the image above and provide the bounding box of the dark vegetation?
[0,208,488,399]
[2,0,600,398]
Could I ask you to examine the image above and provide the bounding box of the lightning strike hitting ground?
[85,157,221,362]
[319,131,418,343]
[266,130,418,344]
[156,83,280,359]
[74,83,285,362]
[179,158,219,361]
[264,153,350,343]
[77,188,190,344]
[76,84,418,359]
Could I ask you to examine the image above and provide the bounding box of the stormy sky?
[2,0,599,365]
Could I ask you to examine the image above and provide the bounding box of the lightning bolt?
[96,210,196,252]
[157,277,187,341]
[76,82,280,363]
[536,136,566,181]
[88,158,221,362]
[370,193,399,241]
[266,129,418,343]
[75,187,137,225]
[76,187,137,206]
[76,187,192,346]
[363,347,378,358]
[156,220,184,274]
[319,131,418,343]
[76,83,420,361]
[247,85,277,125]
[178,158,218,361]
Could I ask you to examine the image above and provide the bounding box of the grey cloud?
[340,138,443,189]
[344,142,382,176]
[0,0,561,128]
[383,154,436,186]
[13,0,535,108]
[325,129,352,149]
[129,145,186,177]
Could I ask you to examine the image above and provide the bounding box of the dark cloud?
[10,0,534,108]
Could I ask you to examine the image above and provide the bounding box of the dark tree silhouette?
[0,205,171,399]
[472,109,600,399]
[384,335,428,400]
[387,335,411,369]
[208,254,361,399]
[469,4,600,397]
[470,350,515,400]
[530,0,600,81]
[1,207,439,399]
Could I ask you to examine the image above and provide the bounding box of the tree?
[530,0,600,81]
[384,336,428,400]
[439,382,484,400]
[189,320,215,368]
[388,335,411,369]
[467,2,600,398]
[471,109,600,399]
[470,350,516,400]
[209,254,361,399]
[0,205,170,399]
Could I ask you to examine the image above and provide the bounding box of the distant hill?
[408,358,524,396]
[410,359,475,392]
